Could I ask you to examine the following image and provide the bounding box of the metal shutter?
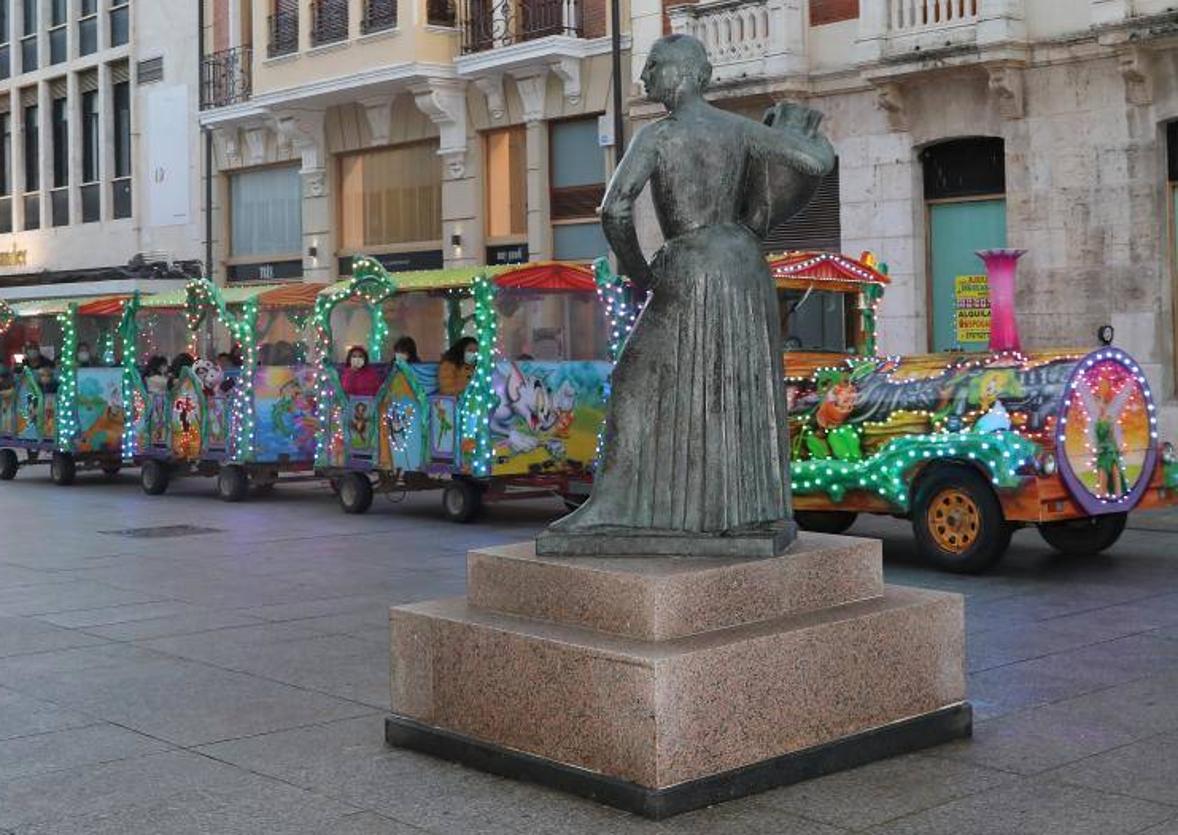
[137,56,164,85]
[762,159,841,254]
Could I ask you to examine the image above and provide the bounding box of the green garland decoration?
[312,256,399,467]
[0,298,14,339]
[118,293,143,459]
[54,303,79,452]
[458,271,497,477]
[185,278,259,461]
[793,430,1038,511]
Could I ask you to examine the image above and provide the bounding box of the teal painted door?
[929,200,1007,352]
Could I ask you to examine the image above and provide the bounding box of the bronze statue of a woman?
[537,34,836,557]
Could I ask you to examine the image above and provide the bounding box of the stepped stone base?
[387,534,969,818]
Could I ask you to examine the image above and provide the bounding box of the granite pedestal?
[386,533,970,819]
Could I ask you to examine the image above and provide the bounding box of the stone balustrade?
[666,0,804,83]
[858,0,1026,62]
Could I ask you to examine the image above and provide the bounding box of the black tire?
[217,465,249,503]
[795,510,858,535]
[141,460,170,495]
[912,465,1009,574]
[1038,513,1127,556]
[50,452,76,486]
[338,472,374,515]
[443,480,483,523]
[0,449,17,481]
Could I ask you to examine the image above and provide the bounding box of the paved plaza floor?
[2,474,1178,832]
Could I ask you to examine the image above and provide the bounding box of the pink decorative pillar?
[977,249,1026,353]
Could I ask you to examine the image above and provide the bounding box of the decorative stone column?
[512,70,551,263]
[764,0,806,77]
[411,79,477,268]
[273,109,332,283]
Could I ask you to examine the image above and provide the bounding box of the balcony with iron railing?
[269,6,299,57]
[459,0,582,53]
[362,0,398,33]
[201,45,253,110]
[311,0,349,46]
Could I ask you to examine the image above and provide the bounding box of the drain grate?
[98,525,223,539]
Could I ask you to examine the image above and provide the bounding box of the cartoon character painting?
[485,361,608,477]
[75,371,124,452]
[1071,369,1140,499]
[490,363,570,455]
[350,402,373,450]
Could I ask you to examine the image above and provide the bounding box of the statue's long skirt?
[559,222,791,534]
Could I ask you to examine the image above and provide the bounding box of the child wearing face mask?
[76,342,94,368]
[392,336,420,365]
[438,337,479,396]
[340,345,383,397]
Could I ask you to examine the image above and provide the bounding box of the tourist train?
[2,250,1175,572]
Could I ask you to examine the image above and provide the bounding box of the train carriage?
[0,294,130,483]
[124,280,322,499]
[315,257,613,519]
[778,251,1178,572]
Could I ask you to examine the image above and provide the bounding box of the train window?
[255,310,311,366]
[780,288,854,353]
[381,293,448,362]
[495,291,609,361]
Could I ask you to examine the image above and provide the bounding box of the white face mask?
[350,357,365,370]
[464,351,478,365]
[395,352,408,362]
[77,352,90,363]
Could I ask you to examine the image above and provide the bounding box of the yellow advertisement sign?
[955,274,991,344]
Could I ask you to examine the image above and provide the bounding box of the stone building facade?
[0,0,205,300]
[199,0,629,285]
[631,0,1178,423]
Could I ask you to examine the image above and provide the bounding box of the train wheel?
[217,465,249,503]
[795,510,858,535]
[339,473,373,515]
[1038,513,1127,556]
[141,460,170,496]
[0,449,17,481]
[442,481,483,523]
[50,453,77,486]
[912,465,1008,574]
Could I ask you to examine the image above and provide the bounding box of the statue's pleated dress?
[553,222,791,535]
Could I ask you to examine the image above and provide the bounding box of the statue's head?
[641,35,712,109]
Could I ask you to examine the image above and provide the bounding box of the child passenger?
[340,346,382,397]
[438,338,478,396]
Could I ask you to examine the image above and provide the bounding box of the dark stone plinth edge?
[385,702,972,820]
[534,520,799,559]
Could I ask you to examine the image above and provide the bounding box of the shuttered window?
[762,159,841,254]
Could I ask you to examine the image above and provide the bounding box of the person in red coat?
[340,345,383,397]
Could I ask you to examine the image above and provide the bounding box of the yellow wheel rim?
[927,488,981,554]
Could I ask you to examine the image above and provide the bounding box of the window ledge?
[263,52,300,67]
[306,40,351,58]
[357,27,400,45]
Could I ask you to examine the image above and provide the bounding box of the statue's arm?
[601,125,659,292]
[750,104,836,178]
